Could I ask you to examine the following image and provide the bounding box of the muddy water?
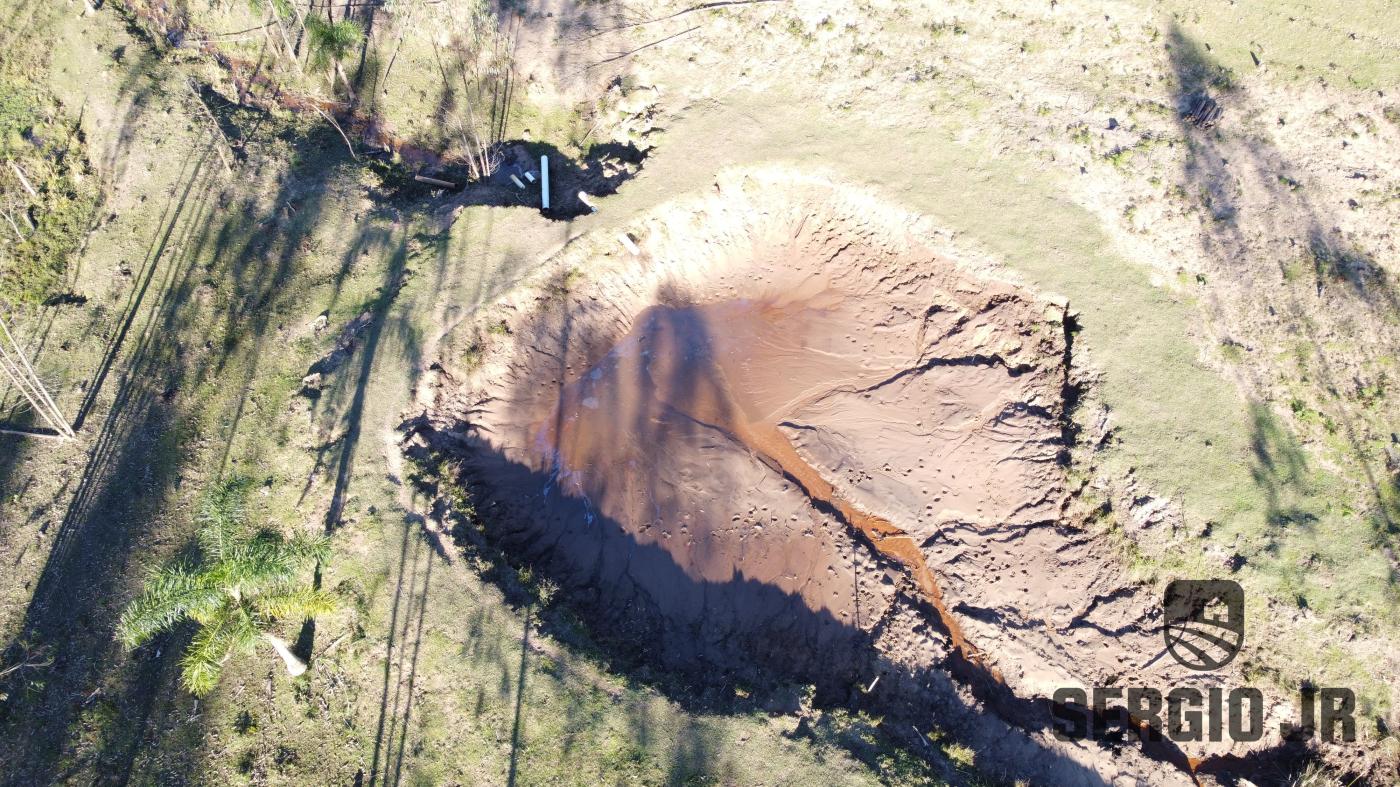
[533,293,986,667]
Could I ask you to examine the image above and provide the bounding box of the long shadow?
[389,532,432,787]
[0,12,164,454]
[70,144,215,431]
[0,0,184,508]
[1166,24,1399,583]
[0,135,224,784]
[202,119,365,476]
[284,197,445,787]
[290,221,415,661]
[0,22,389,783]
[313,229,412,534]
[1248,403,1320,553]
[511,0,629,90]
[365,522,435,787]
[366,523,414,787]
[504,601,530,787]
[397,282,1325,784]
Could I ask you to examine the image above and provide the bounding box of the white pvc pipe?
[540,155,550,210]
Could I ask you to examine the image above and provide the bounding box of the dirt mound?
[404,169,1236,783]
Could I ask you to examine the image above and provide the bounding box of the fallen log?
[414,174,457,189]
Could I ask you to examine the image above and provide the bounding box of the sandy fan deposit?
[405,169,1238,784]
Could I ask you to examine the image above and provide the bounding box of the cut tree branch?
[6,161,38,199]
[583,25,701,71]
[581,0,785,40]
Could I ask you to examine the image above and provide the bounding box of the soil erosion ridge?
[406,169,1221,783]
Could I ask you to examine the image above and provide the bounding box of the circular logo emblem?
[1163,579,1245,671]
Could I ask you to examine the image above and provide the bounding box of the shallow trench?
[404,170,1293,785]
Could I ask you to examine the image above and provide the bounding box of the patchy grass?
[2,0,1398,783]
[1156,0,1400,89]
[0,79,101,306]
[0,9,940,785]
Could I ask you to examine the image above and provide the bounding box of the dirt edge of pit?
[398,167,1328,786]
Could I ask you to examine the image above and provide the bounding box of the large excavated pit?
[404,170,1248,784]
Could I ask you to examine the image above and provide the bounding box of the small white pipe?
[540,155,550,210]
[618,233,640,256]
[523,171,536,183]
[577,191,597,213]
[510,174,526,189]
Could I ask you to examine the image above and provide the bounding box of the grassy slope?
[0,4,936,786]
[1159,0,1400,89]
[160,0,616,162]
[0,15,102,307]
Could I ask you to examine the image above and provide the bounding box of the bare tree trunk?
[0,315,74,438]
[334,61,356,102]
[264,634,307,676]
[278,3,307,68]
[314,106,359,160]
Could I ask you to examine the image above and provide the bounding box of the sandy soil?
[613,3,1400,744]
[401,168,1315,783]
[4,0,1394,781]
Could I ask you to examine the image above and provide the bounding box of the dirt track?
[404,169,1293,783]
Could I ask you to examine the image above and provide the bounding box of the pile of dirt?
[403,169,1272,783]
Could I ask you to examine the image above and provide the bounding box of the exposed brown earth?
[2,0,1393,783]
[399,169,1327,782]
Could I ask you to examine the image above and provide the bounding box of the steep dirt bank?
[402,168,1299,783]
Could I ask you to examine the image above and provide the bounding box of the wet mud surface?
[405,170,1288,784]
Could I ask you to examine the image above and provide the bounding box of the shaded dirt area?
[399,169,1313,782]
[115,0,654,216]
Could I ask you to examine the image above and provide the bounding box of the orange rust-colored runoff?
[534,293,1000,682]
[743,421,997,679]
[531,295,1009,682]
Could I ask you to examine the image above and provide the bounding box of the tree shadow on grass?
[0,14,170,498]
[364,521,435,787]
[397,277,1332,784]
[289,218,420,672]
[512,0,636,88]
[1167,23,1400,589]
[0,137,224,784]
[0,0,594,781]
[0,55,399,787]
